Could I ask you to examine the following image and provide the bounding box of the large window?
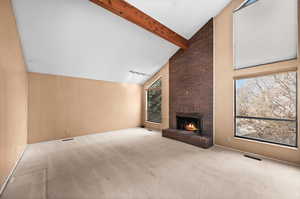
[235,71,297,147]
[147,79,162,123]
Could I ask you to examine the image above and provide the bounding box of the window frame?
[146,78,162,124]
[233,72,298,148]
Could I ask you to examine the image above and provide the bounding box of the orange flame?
[185,123,198,131]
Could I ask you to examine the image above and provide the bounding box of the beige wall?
[143,63,169,130]
[28,73,142,143]
[0,0,28,189]
[214,0,300,164]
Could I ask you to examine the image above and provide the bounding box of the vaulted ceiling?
[12,0,230,84]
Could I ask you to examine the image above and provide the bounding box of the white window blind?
[233,0,298,69]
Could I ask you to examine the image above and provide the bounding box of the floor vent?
[244,154,262,161]
[62,138,74,142]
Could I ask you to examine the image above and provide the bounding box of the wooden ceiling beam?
[90,0,189,49]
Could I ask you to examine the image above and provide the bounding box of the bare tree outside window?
[147,79,162,123]
[235,71,297,147]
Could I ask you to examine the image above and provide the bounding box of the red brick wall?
[169,19,214,137]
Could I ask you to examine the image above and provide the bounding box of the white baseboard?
[0,145,27,196]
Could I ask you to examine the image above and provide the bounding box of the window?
[147,79,162,123]
[243,0,258,6]
[235,71,297,147]
[235,0,258,12]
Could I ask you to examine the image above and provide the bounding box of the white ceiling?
[12,0,230,84]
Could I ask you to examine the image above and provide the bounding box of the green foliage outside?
[147,79,162,123]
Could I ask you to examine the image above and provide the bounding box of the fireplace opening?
[176,113,203,133]
[185,123,198,131]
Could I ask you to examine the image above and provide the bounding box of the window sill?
[145,121,162,125]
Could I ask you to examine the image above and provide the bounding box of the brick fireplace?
[163,19,214,148]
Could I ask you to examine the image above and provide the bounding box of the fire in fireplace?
[176,113,203,133]
[185,123,198,131]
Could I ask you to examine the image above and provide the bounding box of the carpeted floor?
[1,128,300,199]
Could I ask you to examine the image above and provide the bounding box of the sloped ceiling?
[12,0,230,84]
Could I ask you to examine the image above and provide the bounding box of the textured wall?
[0,0,28,190]
[169,19,214,136]
[214,0,300,164]
[28,73,142,143]
[143,63,169,130]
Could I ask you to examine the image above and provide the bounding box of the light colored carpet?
[1,128,300,199]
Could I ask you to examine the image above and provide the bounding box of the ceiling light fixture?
[129,70,151,77]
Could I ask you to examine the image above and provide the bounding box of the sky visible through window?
[244,0,258,7]
[235,0,258,12]
[235,79,246,89]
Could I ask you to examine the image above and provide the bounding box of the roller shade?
[233,0,298,69]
